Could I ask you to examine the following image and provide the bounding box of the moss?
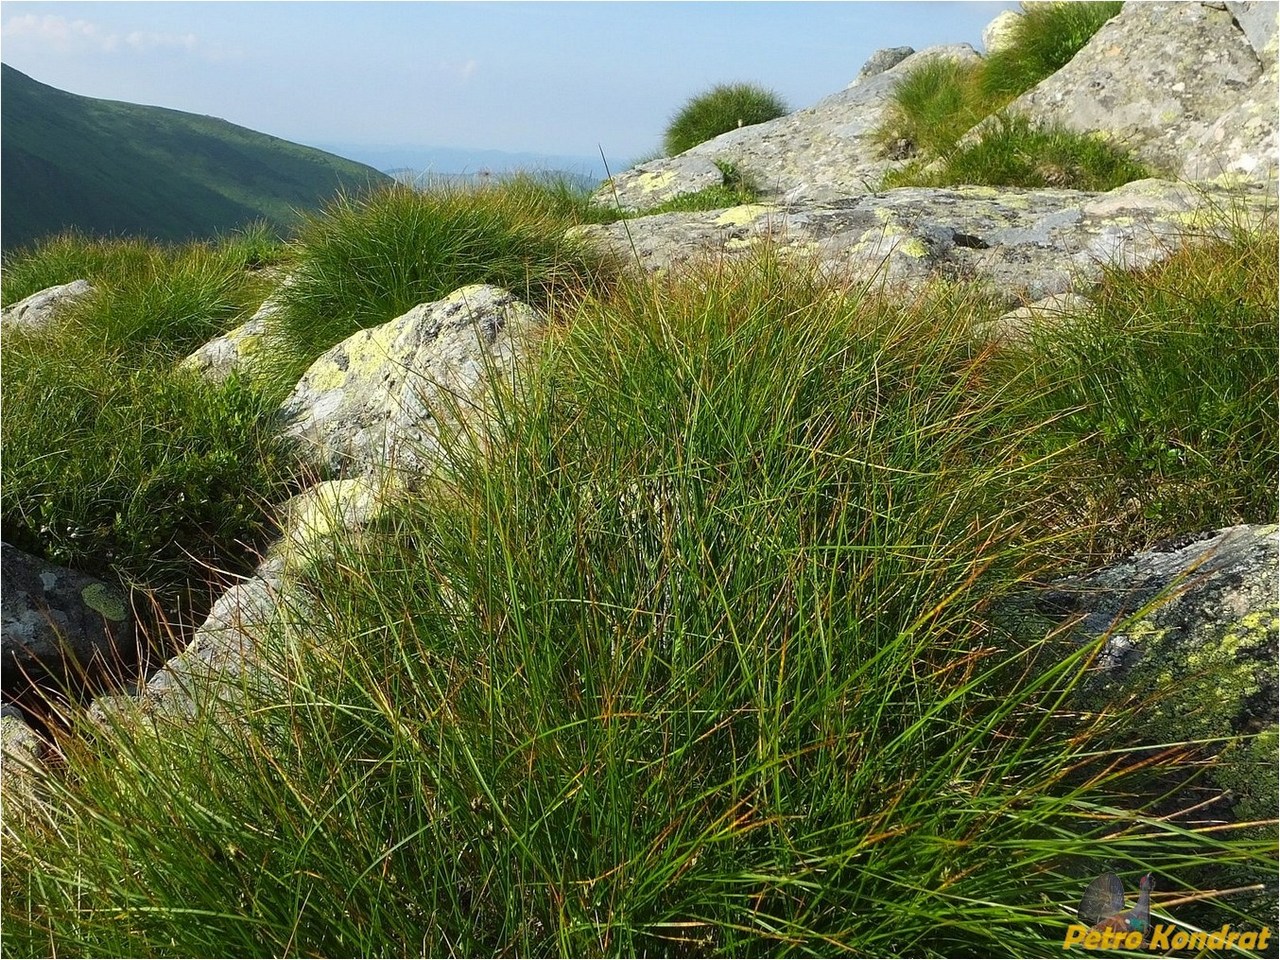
[81,583,126,621]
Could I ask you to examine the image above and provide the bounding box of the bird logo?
[1079,872,1155,943]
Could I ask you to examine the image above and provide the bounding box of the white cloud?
[438,58,478,82]
[3,14,235,60]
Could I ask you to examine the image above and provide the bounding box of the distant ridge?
[0,64,391,251]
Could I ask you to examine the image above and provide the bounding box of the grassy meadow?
[2,6,1277,953]
[1,174,1276,956]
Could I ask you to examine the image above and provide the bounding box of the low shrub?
[663,82,788,156]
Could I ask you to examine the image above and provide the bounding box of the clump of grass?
[1,232,157,305]
[5,251,1272,957]
[664,82,789,156]
[1002,220,1278,556]
[877,3,1131,188]
[257,181,614,397]
[982,2,1124,101]
[885,115,1150,191]
[876,56,997,159]
[211,219,291,272]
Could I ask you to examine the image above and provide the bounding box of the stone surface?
[1181,63,1278,183]
[987,2,1264,178]
[1,543,134,693]
[1037,524,1279,821]
[981,9,1023,55]
[182,282,291,383]
[572,179,1272,305]
[1,705,47,815]
[594,44,982,211]
[1226,0,1279,60]
[278,284,542,480]
[0,279,93,332]
[980,291,1094,342]
[850,45,915,86]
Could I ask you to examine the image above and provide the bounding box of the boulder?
[182,285,289,383]
[1,543,134,694]
[1,703,47,816]
[0,279,93,333]
[1181,62,1278,183]
[1037,524,1278,821]
[850,45,915,87]
[571,179,1272,305]
[984,2,1264,178]
[979,291,1094,342]
[278,284,542,480]
[593,44,983,211]
[1226,0,1279,61]
[982,9,1024,55]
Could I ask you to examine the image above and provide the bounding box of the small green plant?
[885,114,1149,191]
[256,181,613,397]
[982,2,1124,100]
[663,82,789,156]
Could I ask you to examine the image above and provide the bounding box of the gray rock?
[181,283,291,383]
[983,2,1264,178]
[1,543,134,691]
[980,291,1094,342]
[1182,63,1278,183]
[572,179,1272,305]
[982,9,1024,55]
[851,46,915,86]
[0,279,93,333]
[1035,524,1278,821]
[593,44,982,211]
[1,708,47,816]
[1227,0,1279,61]
[278,284,542,480]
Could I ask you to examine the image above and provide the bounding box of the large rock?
[1226,0,1279,61]
[278,284,542,480]
[850,45,915,87]
[987,2,1265,178]
[572,179,1272,304]
[1037,524,1278,822]
[1181,63,1278,183]
[0,279,93,333]
[182,284,289,383]
[594,44,982,211]
[1,543,134,693]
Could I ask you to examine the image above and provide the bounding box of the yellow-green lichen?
[635,170,678,193]
[724,236,760,251]
[81,583,126,621]
[714,204,776,228]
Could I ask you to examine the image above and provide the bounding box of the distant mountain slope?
[1,64,391,251]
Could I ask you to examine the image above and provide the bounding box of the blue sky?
[2,1,1019,170]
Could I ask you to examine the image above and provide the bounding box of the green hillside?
[0,64,390,251]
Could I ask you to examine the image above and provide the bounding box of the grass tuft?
[664,82,789,157]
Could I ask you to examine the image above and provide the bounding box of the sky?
[1,1,1021,172]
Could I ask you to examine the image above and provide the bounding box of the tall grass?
[1000,218,1279,556]
[876,57,997,159]
[5,251,1273,957]
[257,181,614,398]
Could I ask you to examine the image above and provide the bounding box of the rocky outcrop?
[1181,62,1278,182]
[572,179,1272,303]
[594,44,982,211]
[0,279,93,332]
[851,46,915,86]
[1038,524,1278,821]
[1,543,134,694]
[278,284,541,479]
[989,3,1268,180]
[1226,0,1279,61]
[181,288,285,383]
